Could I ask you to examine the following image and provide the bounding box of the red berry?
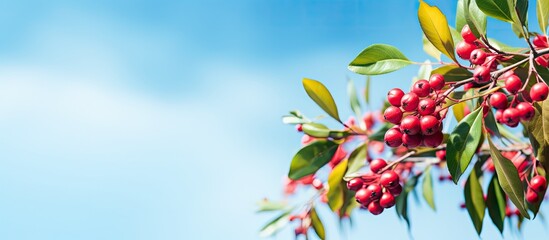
[370,159,388,173]
[456,41,477,60]
[412,80,431,97]
[464,82,473,91]
[533,35,549,48]
[530,176,547,193]
[502,108,520,126]
[429,74,445,91]
[347,178,364,191]
[504,75,522,94]
[526,188,539,204]
[470,49,487,65]
[400,115,421,135]
[401,93,419,112]
[436,150,446,161]
[461,25,477,43]
[402,133,422,148]
[501,70,515,79]
[379,192,396,208]
[388,184,402,197]
[355,188,371,204]
[366,184,383,201]
[384,127,403,147]
[312,179,323,190]
[489,92,508,109]
[495,109,504,123]
[516,102,535,121]
[473,66,491,83]
[535,56,549,67]
[387,88,405,107]
[383,106,403,124]
[420,115,440,136]
[418,98,436,116]
[423,131,443,148]
[530,83,549,101]
[368,201,384,215]
[380,171,400,188]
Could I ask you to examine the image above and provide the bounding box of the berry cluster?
[383,74,445,149]
[347,159,401,215]
[526,175,547,204]
[533,35,549,67]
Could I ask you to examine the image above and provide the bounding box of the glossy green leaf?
[484,109,501,138]
[418,0,457,62]
[456,0,467,32]
[289,140,339,180]
[328,159,348,212]
[476,0,514,22]
[446,107,483,183]
[423,35,441,61]
[464,162,485,235]
[259,210,292,237]
[538,0,549,35]
[464,0,488,37]
[303,78,342,123]
[487,175,506,233]
[347,78,362,121]
[422,166,436,211]
[310,208,326,240]
[302,123,330,138]
[431,65,473,82]
[514,0,528,27]
[488,137,530,219]
[348,44,412,75]
[345,143,367,178]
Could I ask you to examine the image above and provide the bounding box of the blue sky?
[0,0,547,239]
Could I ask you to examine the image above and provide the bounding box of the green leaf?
[446,107,483,183]
[369,123,391,142]
[345,143,367,178]
[456,0,467,32]
[259,210,292,237]
[289,140,339,180]
[256,199,290,212]
[396,173,420,230]
[484,109,501,138]
[453,101,467,122]
[328,159,348,212]
[464,162,485,235]
[347,78,362,121]
[418,0,457,62]
[423,35,442,61]
[487,174,506,233]
[514,0,528,27]
[431,65,473,82]
[310,208,326,240]
[488,137,530,219]
[538,0,549,35]
[348,44,412,75]
[303,78,342,123]
[302,123,330,138]
[464,0,488,37]
[422,166,436,211]
[476,0,514,22]
[364,76,371,105]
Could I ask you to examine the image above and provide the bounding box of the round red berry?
[384,127,403,147]
[380,171,400,188]
[526,188,539,204]
[436,150,446,161]
[535,56,549,67]
[516,102,535,121]
[387,88,405,107]
[473,65,491,83]
[402,133,422,148]
[347,178,364,191]
[470,49,487,65]
[504,75,522,94]
[530,83,549,101]
[423,131,443,148]
[533,35,549,48]
[412,80,431,97]
[370,159,388,173]
[530,176,547,193]
[296,124,303,132]
[368,201,384,215]
[379,192,396,208]
[312,179,323,190]
[490,92,508,109]
[495,109,504,123]
[401,92,419,112]
[418,98,436,116]
[420,115,440,136]
[366,184,383,201]
[388,184,402,197]
[384,106,403,124]
[355,188,370,204]
[400,115,421,135]
[456,41,477,60]
[503,108,520,126]
[461,25,477,43]
[429,74,445,90]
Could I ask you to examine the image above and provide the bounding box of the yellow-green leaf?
[328,159,348,212]
[453,101,467,122]
[348,44,412,75]
[422,35,441,61]
[422,166,436,211]
[538,0,549,36]
[303,78,342,123]
[418,0,457,63]
[310,208,326,240]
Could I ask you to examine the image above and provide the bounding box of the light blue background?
[0,0,547,239]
